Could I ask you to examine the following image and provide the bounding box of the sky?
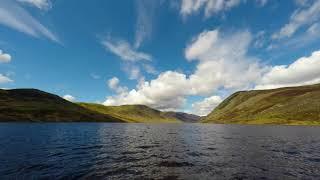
[1,0,320,116]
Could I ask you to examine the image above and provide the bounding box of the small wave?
[72,145,104,151]
[158,161,194,167]
[136,145,160,149]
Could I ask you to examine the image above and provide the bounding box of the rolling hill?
[202,84,320,125]
[79,103,182,123]
[0,89,124,122]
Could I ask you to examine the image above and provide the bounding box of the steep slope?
[0,89,124,122]
[79,103,180,123]
[162,112,200,123]
[202,84,320,125]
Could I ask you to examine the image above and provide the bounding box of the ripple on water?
[1,123,320,179]
[158,161,194,167]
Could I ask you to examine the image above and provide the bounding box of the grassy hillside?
[0,89,124,122]
[202,84,320,125]
[79,103,180,123]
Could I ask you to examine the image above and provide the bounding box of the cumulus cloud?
[63,94,76,102]
[0,74,13,84]
[104,29,264,113]
[102,38,152,62]
[0,0,59,42]
[272,0,320,39]
[180,0,267,18]
[256,50,320,89]
[17,0,51,10]
[191,95,223,116]
[0,50,11,63]
[104,71,189,110]
[107,77,127,93]
[186,29,264,94]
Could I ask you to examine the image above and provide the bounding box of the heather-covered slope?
[202,84,320,125]
[162,112,200,123]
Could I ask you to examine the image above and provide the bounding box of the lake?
[0,123,319,179]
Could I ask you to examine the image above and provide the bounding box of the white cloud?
[134,0,158,48]
[256,50,320,89]
[107,77,127,93]
[63,94,76,102]
[272,0,320,39]
[102,37,156,81]
[123,64,143,80]
[186,29,264,94]
[0,74,13,84]
[104,71,190,110]
[104,29,264,112]
[180,0,267,18]
[104,30,320,114]
[0,0,59,42]
[17,0,51,10]
[0,50,11,63]
[268,22,320,51]
[102,38,152,62]
[191,95,223,116]
[108,77,120,90]
[180,0,241,18]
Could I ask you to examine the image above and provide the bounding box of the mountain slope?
[0,89,124,122]
[162,112,200,123]
[202,84,320,125]
[79,103,180,123]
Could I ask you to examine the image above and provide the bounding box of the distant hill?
[79,103,181,123]
[162,112,200,123]
[202,84,320,125]
[0,89,124,122]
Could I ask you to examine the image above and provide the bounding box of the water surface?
[0,123,319,179]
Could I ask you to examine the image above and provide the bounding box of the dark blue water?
[0,123,319,179]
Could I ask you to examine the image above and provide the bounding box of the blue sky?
[1,0,320,115]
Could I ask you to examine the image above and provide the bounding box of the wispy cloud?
[272,0,320,39]
[134,0,158,48]
[180,0,267,18]
[102,38,152,62]
[90,73,101,80]
[268,22,320,51]
[0,0,59,43]
[17,0,52,10]
[101,37,156,81]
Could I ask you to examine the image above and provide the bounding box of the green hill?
[0,89,124,122]
[202,84,320,125]
[79,103,181,123]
